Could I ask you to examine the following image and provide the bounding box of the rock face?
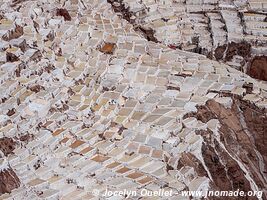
[247,56,267,81]
[0,168,20,195]
[214,44,267,81]
[186,96,267,199]
[0,137,16,156]
[0,0,266,199]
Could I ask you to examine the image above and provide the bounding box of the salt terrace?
[0,0,266,200]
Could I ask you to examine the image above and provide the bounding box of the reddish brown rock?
[2,25,24,41]
[43,64,55,73]
[225,42,251,61]
[134,26,158,42]
[242,82,253,94]
[166,85,180,91]
[0,168,20,195]
[14,62,26,77]
[184,96,267,199]
[205,98,267,170]
[183,104,216,123]
[56,8,71,21]
[214,42,251,62]
[17,39,29,52]
[0,137,16,156]
[213,42,252,72]
[6,52,19,62]
[214,44,226,60]
[6,108,16,116]
[107,0,135,24]
[19,134,34,143]
[177,152,207,177]
[168,44,178,50]
[247,56,267,81]
[29,50,42,62]
[107,0,158,43]
[201,141,234,191]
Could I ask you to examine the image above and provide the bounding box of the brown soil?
[247,56,267,81]
[0,168,20,195]
[0,137,16,156]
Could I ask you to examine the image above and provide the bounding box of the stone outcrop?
[56,8,71,21]
[0,168,20,195]
[108,0,267,78]
[0,137,16,157]
[185,96,267,199]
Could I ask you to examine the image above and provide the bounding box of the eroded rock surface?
[185,96,267,199]
[2,25,23,41]
[108,0,267,78]
[0,168,20,195]
[0,0,266,199]
[248,56,267,81]
[214,41,252,71]
[56,8,71,21]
